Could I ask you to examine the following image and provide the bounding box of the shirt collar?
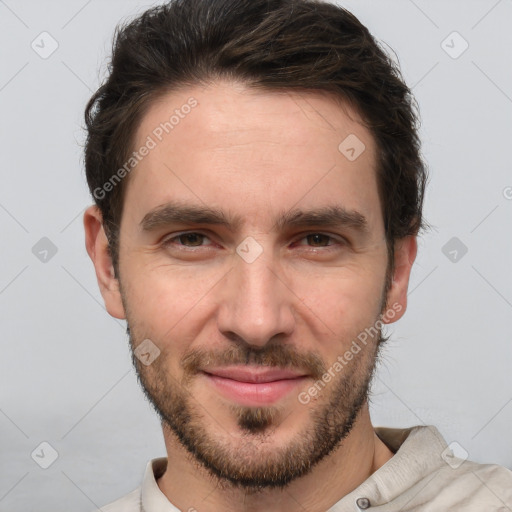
[327,425,448,510]
[141,457,179,512]
[139,426,447,511]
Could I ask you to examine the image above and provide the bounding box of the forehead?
[124,80,381,230]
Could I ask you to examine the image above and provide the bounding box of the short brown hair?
[84,0,427,273]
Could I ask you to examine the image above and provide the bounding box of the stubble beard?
[118,259,392,492]
[128,324,383,492]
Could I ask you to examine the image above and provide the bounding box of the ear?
[83,205,126,319]
[382,235,417,324]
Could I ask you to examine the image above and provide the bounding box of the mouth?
[201,366,309,406]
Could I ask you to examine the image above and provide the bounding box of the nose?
[216,249,296,347]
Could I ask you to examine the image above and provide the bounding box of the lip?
[202,366,309,406]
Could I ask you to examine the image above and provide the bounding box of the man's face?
[103,81,403,489]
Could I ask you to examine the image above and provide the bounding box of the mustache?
[180,343,327,381]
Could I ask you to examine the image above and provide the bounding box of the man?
[83,0,512,510]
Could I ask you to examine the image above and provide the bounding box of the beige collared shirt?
[98,425,512,511]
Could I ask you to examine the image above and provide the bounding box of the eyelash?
[161,232,346,251]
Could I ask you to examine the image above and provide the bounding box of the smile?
[201,366,309,406]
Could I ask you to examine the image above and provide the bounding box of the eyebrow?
[275,206,368,233]
[139,201,368,234]
[140,202,244,232]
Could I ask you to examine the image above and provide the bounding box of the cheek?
[290,266,386,340]
[123,262,225,340]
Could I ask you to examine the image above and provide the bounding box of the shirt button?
[356,497,371,509]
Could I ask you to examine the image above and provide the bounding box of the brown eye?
[305,234,332,247]
[177,233,206,246]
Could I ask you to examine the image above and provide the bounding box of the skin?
[84,80,417,512]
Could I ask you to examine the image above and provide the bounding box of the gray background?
[1,0,511,510]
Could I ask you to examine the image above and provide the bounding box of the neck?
[156,405,394,512]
